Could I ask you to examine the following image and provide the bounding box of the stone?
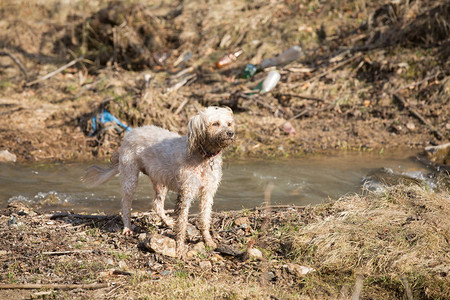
[143,233,176,258]
[192,241,206,253]
[199,261,212,269]
[0,150,16,162]
[187,223,200,239]
[284,263,315,277]
[234,217,249,227]
[247,248,263,261]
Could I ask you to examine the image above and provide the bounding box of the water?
[0,152,436,214]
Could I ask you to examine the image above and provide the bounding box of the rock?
[187,223,200,240]
[216,244,244,257]
[406,121,415,131]
[424,143,450,166]
[0,150,16,162]
[284,263,315,277]
[186,242,206,259]
[210,254,224,262]
[234,216,249,227]
[143,233,176,258]
[199,261,212,269]
[247,248,263,261]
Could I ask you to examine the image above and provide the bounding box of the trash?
[261,70,281,92]
[216,50,243,69]
[260,45,303,69]
[243,63,258,79]
[90,110,131,136]
[282,121,296,136]
[173,51,192,68]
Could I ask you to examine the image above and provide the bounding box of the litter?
[216,50,243,69]
[90,110,131,136]
[260,45,303,69]
[261,70,281,92]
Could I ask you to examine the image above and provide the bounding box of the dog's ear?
[187,113,206,156]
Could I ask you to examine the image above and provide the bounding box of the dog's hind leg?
[152,183,174,228]
[120,167,139,235]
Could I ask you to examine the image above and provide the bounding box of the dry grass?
[287,185,449,299]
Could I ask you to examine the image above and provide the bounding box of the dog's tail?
[82,152,120,187]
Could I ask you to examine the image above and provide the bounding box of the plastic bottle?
[260,45,303,69]
[261,70,281,93]
[216,50,243,69]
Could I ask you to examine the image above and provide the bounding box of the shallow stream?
[0,152,440,214]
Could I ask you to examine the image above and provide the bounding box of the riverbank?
[0,0,449,162]
[1,184,448,299]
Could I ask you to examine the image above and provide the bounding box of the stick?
[25,56,84,86]
[351,274,364,300]
[290,53,362,89]
[276,93,326,102]
[0,50,28,80]
[392,94,446,140]
[0,283,108,290]
[50,212,114,220]
[42,250,93,255]
[401,276,414,300]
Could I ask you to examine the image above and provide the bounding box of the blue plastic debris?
[91,110,131,136]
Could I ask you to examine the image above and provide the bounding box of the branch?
[25,56,84,87]
[0,50,28,80]
[0,283,108,290]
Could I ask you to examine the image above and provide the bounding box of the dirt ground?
[0,0,448,162]
[1,184,448,299]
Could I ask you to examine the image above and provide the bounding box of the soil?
[0,0,448,162]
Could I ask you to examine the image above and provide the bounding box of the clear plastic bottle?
[260,45,303,69]
[216,50,243,69]
[261,70,281,93]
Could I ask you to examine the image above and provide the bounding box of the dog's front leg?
[174,192,194,258]
[199,192,217,249]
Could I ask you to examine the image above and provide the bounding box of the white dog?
[83,106,235,257]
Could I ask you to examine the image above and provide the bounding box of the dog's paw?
[205,240,217,250]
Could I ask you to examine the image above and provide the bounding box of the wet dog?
[83,106,235,257]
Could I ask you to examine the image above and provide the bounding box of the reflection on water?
[0,152,435,214]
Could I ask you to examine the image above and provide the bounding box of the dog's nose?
[226,130,234,138]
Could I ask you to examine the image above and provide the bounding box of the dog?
[82,106,235,257]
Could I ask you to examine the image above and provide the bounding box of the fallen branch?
[25,56,84,87]
[290,53,363,89]
[392,94,446,141]
[276,93,326,102]
[0,50,28,80]
[50,212,114,220]
[0,283,108,290]
[42,250,93,256]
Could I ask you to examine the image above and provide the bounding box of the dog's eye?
[212,122,220,126]
[227,122,232,127]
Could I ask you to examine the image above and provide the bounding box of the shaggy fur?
[83,106,235,257]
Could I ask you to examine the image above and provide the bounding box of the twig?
[276,93,326,102]
[174,98,190,115]
[50,212,113,220]
[0,283,108,290]
[351,274,364,300]
[401,276,414,300]
[290,53,363,89]
[25,56,84,86]
[42,250,94,256]
[392,94,446,140]
[0,50,28,80]
[393,72,440,93]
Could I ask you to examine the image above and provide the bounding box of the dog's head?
[187,106,235,157]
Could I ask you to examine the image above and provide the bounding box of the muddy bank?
[1,184,448,299]
[0,0,449,162]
